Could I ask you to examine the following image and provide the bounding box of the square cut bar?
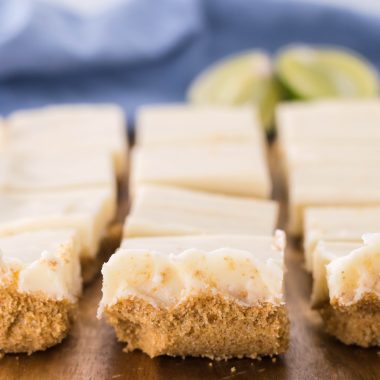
[0,188,116,261]
[287,164,380,235]
[311,235,380,347]
[99,232,289,359]
[0,229,81,354]
[6,104,128,177]
[125,184,278,237]
[277,100,380,176]
[304,207,380,271]
[130,142,271,198]
[283,144,380,170]
[135,105,264,147]
[0,150,115,194]
[277,99,380,148]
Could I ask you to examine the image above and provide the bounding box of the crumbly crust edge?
[103,293,289,360]
[318,293,380,347]
[0,284,76,354]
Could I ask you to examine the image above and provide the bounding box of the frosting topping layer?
[99,232,286,314]
[0,230,81,301]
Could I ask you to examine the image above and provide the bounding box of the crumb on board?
[208,362,213,367]
[272,357,277,363]
[258,368,265,372]
[230,366,236,373]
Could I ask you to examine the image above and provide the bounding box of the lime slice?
[276,45,379,100]
[187,51,282,133]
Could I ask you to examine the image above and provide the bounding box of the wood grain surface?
[1,145,379,380]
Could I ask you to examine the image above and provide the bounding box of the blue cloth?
[0,0,380,129]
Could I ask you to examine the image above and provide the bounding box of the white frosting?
[285,144,380,168]
[311,241,360,306]
[279,100,380,235]
[130,142,271,198]
[125,184,278,237]
[0,150,115,193]
[288,164,380,235]
[0,230,82,301]
[7,104,127,175]
[277,99,380,147]
[304,207,380,271]
[0,188,116,259]
[327,233,380,305]
[136,105,263,147]
[99,232,286,315]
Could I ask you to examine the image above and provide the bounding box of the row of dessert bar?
[278,99,380,347]
[0,105,127,354]
[98,105,290,360]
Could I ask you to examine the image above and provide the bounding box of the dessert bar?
[99,232,288,359]
[136,105,263,147]
[125,184,278,237]
[0,230,81,354]
[130,142,271,198]
[311,235,380,347]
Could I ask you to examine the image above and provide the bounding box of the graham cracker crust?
[103,293,289,360]
[0,285,76,354]
[318,293,380,347]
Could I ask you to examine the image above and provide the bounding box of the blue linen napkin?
[0,0,379,129]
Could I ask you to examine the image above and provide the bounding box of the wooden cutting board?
[1,145,379,380]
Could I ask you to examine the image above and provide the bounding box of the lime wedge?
[276,45,379,100]
[187,51,282,133]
